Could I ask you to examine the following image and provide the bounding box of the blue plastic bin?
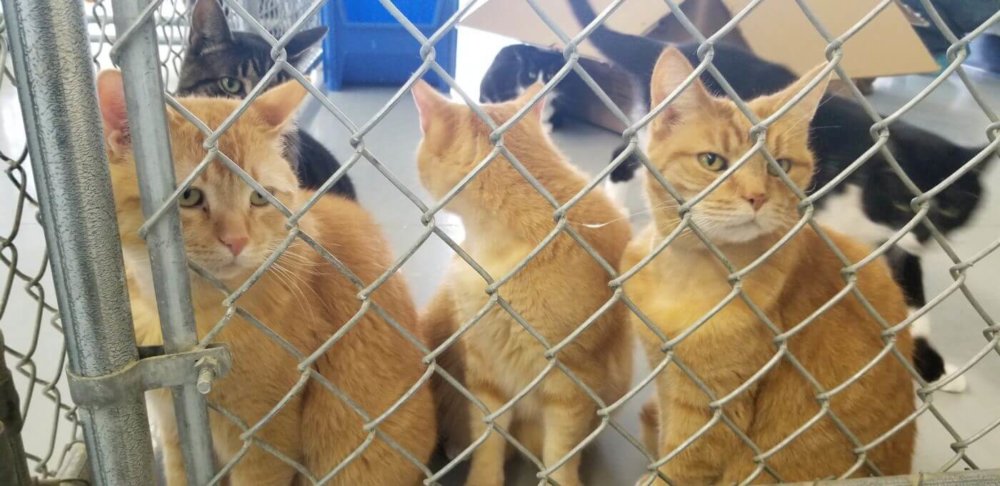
[322,0,458,92]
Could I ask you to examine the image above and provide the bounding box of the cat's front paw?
[935,363,969,393]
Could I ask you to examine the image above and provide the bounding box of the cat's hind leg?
[652,377,757,485]
[210,419,298,486]
[299,377,431,486]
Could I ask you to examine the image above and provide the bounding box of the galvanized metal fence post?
[0,0,157,484]
[109,0,218,483]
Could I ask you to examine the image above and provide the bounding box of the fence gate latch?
[67,344,231,407]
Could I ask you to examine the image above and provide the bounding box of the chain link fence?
[1,0,998,484]
[0,12,86,482]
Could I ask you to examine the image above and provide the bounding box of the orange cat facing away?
[96,70,435,485]
[411,80,634,486]
[622,48,916,484]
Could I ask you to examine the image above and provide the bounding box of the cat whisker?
[576,200,681,229]
[263,242,323,270]
[272,250,316,269]
[785,93,840,134]
[267,262,323,324]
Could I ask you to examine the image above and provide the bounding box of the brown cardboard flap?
[461,0,678,61]
[722,0,938,77]
[460,0,938,133]
[462,0,937,78]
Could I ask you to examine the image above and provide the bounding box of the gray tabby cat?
[177,0,355,199]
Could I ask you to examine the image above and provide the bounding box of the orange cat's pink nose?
[219,235,249,256]
[745,193,768,212]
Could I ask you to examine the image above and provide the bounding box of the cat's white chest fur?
[451,235,533,321]
[450,235,550,397]
[460,232,535,283]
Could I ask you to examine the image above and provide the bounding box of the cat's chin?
[707,221,772,246]
[202,262,255,283]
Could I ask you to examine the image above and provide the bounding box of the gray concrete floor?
[1,27,998,484]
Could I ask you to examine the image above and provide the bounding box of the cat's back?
[782,225,911,364]
[796,226,909,327]
[546,159,632,267]
[301,193,418,327]
[295,192,435,482]
[761,225,915,477]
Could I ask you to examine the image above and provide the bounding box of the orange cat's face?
[97,71,307,281]
[645,48,829,246]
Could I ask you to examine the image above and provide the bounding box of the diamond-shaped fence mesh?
[0,14,85,482]
[1,0,998,484]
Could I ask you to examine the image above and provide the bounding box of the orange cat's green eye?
[178,188,204,208]
[697,152,728,172]
[250,190,269,207]
[768,158,793,176]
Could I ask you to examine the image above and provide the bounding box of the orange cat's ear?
[252,80,308,131]
[514,82,547,121]
[760,63,831,124]
[412,80,448,133]
[96,69,131,154]
[649,47,712,133]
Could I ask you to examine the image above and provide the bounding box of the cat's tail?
[568,0,665,184]
[568,0,665,97]
[640,399,659,455]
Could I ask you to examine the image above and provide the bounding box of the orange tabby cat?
[97,70,435,485]
[621,48,915,484]
[412,80,633,486]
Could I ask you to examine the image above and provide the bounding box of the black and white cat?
[479,1,996,393]
[177,0,356,200]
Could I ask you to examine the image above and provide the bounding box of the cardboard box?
[720,0,937,78]
[462,0,675,61]
[462,0,937,132]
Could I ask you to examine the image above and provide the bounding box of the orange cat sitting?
[622,48,915,484]
[97,70,435,485]
[412,81,633,486]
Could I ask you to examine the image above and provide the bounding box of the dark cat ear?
[96,69,131,153]
[412,80,449,134]
[252,80,308,131]
[649,47,712,132]
[190,0,232,53]
[286,26,328,64]
[759,62,831,125]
